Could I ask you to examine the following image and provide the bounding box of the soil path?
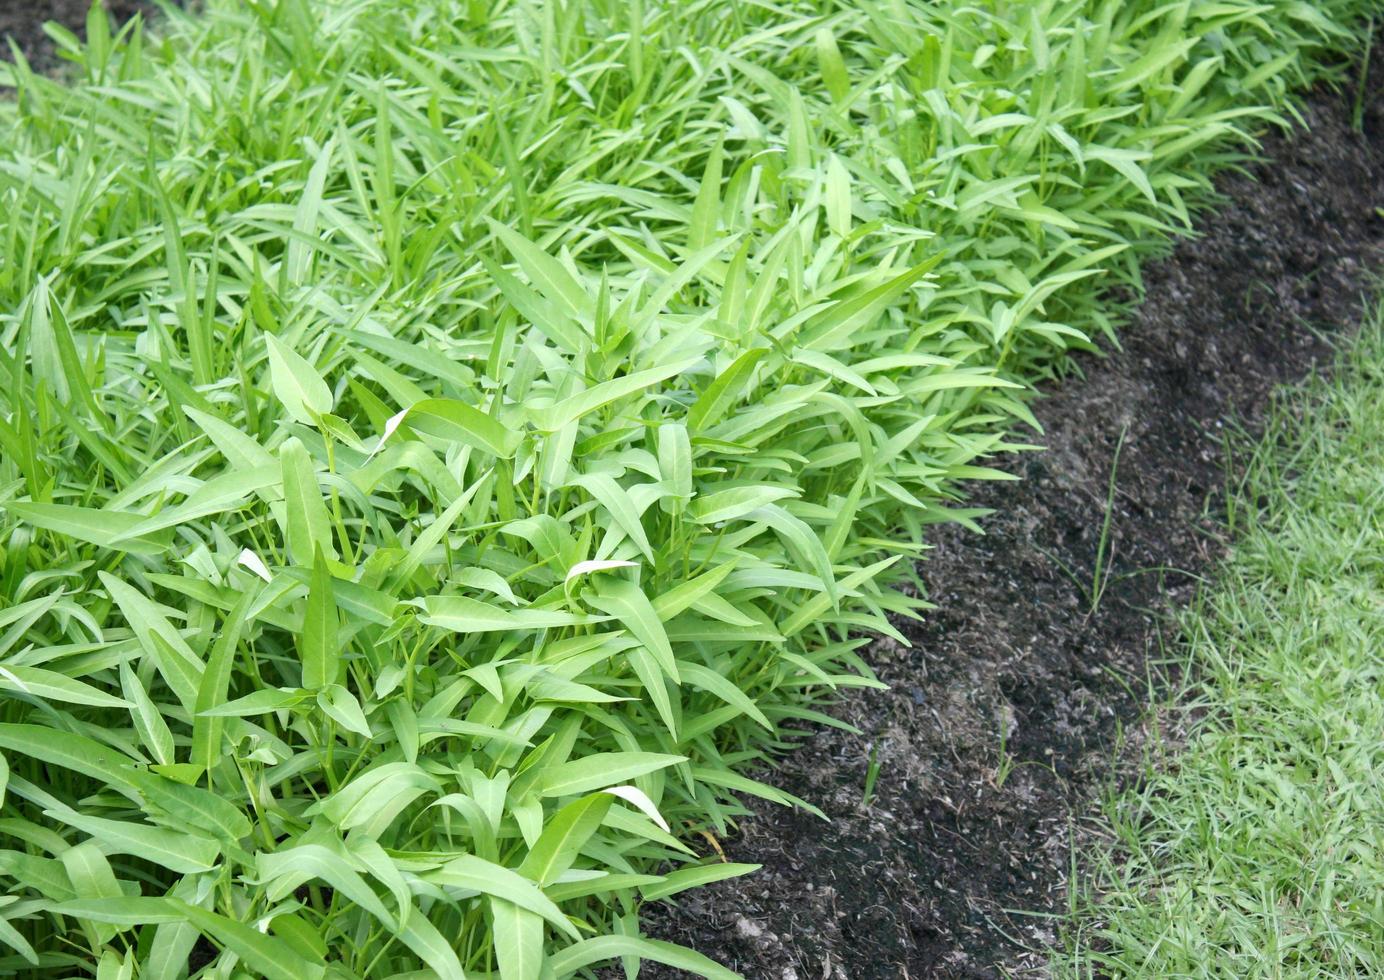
[0,0,167,73]
[642,59,1384,980]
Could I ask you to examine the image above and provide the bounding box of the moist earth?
[639,56,1384,980]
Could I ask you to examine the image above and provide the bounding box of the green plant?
[994,728,1017,789]
[861,743,882,808]
[1353,15,1375,131]
[0,0,1373,977]
[1038,425,1128,615]
[1088,427,1128,613]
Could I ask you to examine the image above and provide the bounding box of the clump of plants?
[0,0,1372,976]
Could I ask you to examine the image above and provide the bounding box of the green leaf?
[199,687,311,717]
[119,661,175,763]
[3,502,170,555]
[281,437,337,564]
[824,153,852,237]
[568,473,655,563]
[688,136,724,251]
[586,579,678,681]
[815,27,850,103]
[0,724,137,792]
[400,397,522,459]
[651,561,737,620]
[127,769,252,843]
[481,254,586,351]
[799,258,941,351]
[99,572,203,710]
[52,811,220,874]
[679,662,771,730]
[544,872,663,903]
[0,665,130,709]
[688,485,797,524]
[119,465,283,538]
[299,550,339,689]
[535,752,685,798]
[640,862,761,901]
[264,333,333,426]
[51,897,183,926]
[257,845,394,928]
[184,406,277,470]
[317,684,372,738]
[427,854,579,940]
[517,793,614,886]
[491,901,544,980]
[175,902,326,980]
[411,595,595,633]
[192,589,254,781]
[529,358,701,433]
[548,935,740,979]
[687,348,768,433]
[395,902,467,980]
[0,914,38,966]
[488,219,592,322]
[285,135,336,286]
[315,762,439,830]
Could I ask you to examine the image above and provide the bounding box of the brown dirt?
[639,57,1384,980]
[0,0,167,72]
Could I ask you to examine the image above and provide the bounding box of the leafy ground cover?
[1056,299,1384,978]
[0,0,1378,977]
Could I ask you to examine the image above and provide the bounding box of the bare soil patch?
[641,60,1384,980]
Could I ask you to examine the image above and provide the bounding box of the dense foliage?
[0,0,1374,976]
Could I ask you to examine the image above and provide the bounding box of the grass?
[1056,299,1384,978]
[0,0,1377,977]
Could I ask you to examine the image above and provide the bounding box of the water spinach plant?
[0,0,1375,976]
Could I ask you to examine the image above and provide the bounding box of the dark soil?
[0,0,166,73]
[641,61,1384,980]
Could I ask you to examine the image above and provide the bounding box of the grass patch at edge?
[1056,297,1384,978]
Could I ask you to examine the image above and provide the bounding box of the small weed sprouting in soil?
[861,743,882,808]
[1039,425,1128,617]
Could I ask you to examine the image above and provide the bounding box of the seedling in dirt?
[994,728,1018,790]
[1041,426,1128,616]
[861,743,883,808]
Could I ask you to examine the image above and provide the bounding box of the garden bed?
[3,2,1382,978]
[640,60,1384,980]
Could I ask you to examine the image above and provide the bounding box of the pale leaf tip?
[236,548,272,583]
[565,559,639,584]
[602,784,670,833]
